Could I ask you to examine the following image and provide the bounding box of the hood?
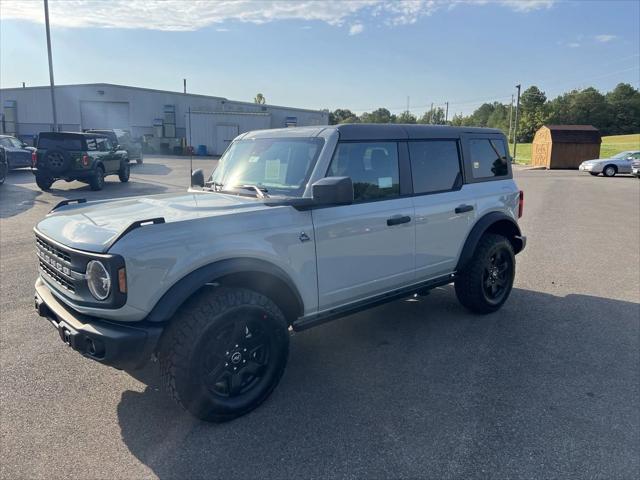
[582,159,605,164]
[36,191,264,252]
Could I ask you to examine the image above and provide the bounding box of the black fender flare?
[456,212,524,272]
[146,258,305,324]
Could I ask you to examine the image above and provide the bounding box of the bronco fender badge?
[299,232,310,243]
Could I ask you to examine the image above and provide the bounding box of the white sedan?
[579,150,640,177]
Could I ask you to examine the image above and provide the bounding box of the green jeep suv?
[33,132,130,191]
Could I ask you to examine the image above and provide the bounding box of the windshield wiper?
[236,184,270,199]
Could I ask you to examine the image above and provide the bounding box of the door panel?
[313,198,415,310]
[413,189,475,279]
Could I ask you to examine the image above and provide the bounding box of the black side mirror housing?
[191,168,205,188]
[312,176,354,206]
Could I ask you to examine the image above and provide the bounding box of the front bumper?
[579,164,601,172]
[35,278,163,370]
[632,167,640,177]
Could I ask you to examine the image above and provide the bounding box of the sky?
[1,0,639,116]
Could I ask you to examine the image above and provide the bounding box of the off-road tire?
[89,166,105,191]
[0,162,6,185]
[35,173,53,191]
[118,161,130,182]
[454,233,515,314]
[603,165,617,177]
[158,287,289,422]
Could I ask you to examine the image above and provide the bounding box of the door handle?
[455,204,474,214]
[387,215,411,226]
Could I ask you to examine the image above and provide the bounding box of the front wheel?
[589,172,599,176]
[159,288,289,422]
[603,165,617,177]
[0,163,6,184]
[454,233,515,314]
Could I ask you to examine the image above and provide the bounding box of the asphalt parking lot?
[1,157,638,479]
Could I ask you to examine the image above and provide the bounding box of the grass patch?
[510,133,640,165]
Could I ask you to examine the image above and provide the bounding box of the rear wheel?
[454,233,515,314]
[118,161,130,182]
[89,166,105,191]
[0,162,6,185]
[159,287,289,422]
[35,173,53,191]
[603,165,617,177]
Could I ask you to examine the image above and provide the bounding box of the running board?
[292,273,455,332]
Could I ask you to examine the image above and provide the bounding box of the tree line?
[326,83,640,142]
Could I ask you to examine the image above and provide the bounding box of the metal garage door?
[216,125,239,155]
[80,101,130,130]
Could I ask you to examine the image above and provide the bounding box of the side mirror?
[312,176,353,206]
[191,168,205,188]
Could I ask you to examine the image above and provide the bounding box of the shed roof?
[543,125,601,144]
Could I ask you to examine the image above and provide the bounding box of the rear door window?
[85,138,98,151]
[409,140,462,194]
[328,142,400,201]
[469,138,509,179]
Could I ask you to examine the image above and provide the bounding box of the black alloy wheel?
[199,308,273,398]
[481,247,513,305]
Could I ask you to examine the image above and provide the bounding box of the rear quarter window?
[37,136,84,151]
[469,138,509,179]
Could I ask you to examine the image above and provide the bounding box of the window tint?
[95,137,111,151]
[328,142,399,201]
[469,138,509,178]
[37,135,84,151]
[85,138,98,151]
[9,138,23,148]
[0,138,12,148]
[409,140,461,193]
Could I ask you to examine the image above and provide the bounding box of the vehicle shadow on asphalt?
[116,287,639,479]
[131,163,172,176]
[0,180,46,219]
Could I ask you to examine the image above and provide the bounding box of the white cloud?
[349,23,365,35]
[568,42,581,48]
[0,0,555,31]
[595,34,617,43]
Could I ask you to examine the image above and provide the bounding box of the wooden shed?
[531,125,601,169]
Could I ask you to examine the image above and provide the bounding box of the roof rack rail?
[50,198,87,213]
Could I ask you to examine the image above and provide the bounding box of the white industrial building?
[0,83,329,155]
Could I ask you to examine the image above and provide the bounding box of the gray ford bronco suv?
[34,124,526,421]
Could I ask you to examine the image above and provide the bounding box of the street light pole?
[44,0,58,132]
[513,84,521,163]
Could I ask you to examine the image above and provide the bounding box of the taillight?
[31,151,37,167]
[82,154,89,166]
[518,190,524,218]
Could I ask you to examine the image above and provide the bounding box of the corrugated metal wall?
[186,112,271,155]
[0,84,329,141]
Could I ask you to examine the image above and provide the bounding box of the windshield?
[208,137,324,197]
[612,151,632,158]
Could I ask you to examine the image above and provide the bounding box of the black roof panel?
[335,123,503,140]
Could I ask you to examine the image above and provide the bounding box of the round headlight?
[86,260,111,300]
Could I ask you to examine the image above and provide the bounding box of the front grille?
[36,236,71,263]
[39,259,75,293]
[36,234,78,294]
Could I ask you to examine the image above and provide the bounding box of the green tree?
[254,93,266,104]
[360,107,395,123]
[419,107,446,124]
[396,111,417,124]
[517,86,548,142]
[329,109,358,124]
[605,83,640,135]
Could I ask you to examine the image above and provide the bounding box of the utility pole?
[406,96,410,116]
[445,101,449,123]
[429,102,434,124]
[508,94,514,143]
[44,0,58,132]
[183,78,187,94]
[513,84,521,163]
[22,82,26,88]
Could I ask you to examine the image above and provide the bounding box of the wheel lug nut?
[243,360,246,363]
[233,367,237,371]
[235,344,239,348]
[225,362,228,366]
[243,348,247,352]
[225,351,229,355]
